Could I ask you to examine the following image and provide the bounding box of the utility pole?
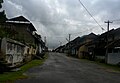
[105,20,113,31]
[44,36,46,46]
[104,20,113,63]
[66,34,71,44]
[69,34,71,43]
[66,34,71,56]
[68,34,71,56]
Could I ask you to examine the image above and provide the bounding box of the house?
[105,39,120,65]
[96,29,114,60]
[6,16,36,45]
[55,45,66,53]
[5,16,47,59]
[6,16,39,59]
[0,22,17,38]
[77,33,98,59]
[34,32,46,57]
[1,37,25,67]
[86,40,98,60]
[96,27,120,61]
[34,33,42,54]
[69,37,81,57]
[78,44,88,58]
[0,16,48,69]
[62,33,98,58]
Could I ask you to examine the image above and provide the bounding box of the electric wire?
[78,0,104,31]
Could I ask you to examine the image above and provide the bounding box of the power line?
[31,19,105,33]
[40,23,105,38]
[111,19,120,22]
[19,0,105,31]
[78,0,104,31]
[69,24,105,36]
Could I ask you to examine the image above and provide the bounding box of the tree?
[0,0,7,22]
[0,0,3,8]
[0,25,18,39]
[0,0,17,39]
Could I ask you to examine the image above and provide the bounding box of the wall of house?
[96,56,105,60]
[0,38,25,67]
[10,23,35,44]
[71,49,76,55]
[78,45,88,58]
[108,53,120,65]
[23,46,36,61]
[0,39,2,58]
[6,42,24,64]
[107,48,120,64]
[1,38,7,58]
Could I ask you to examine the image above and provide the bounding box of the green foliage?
[14,34,25,43]
[0,59,44,82]
[0,53,48,82]
[0,11,7,22]
[0,0,3,8]
[0,25,16,38]
[80,58,120,73]
[0,0,7,22]
[0,0,3,3]
[0,26,7,38]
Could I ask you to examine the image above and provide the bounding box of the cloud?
[3,0,120,49]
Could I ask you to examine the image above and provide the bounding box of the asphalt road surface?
[16,52,120,83]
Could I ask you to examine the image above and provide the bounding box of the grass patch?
[68,54,120,72]
[0,53,48,82]
[80,58,120,72]
[95,62,120,72]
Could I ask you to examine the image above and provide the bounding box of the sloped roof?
[29,23,37,31]
[64,33,95,49]
[87,33,97,38]
[7,16,36,31]
[8,16,30,22]
[70,37,81,44]
[105,39,120,48]
[99,29,114,38]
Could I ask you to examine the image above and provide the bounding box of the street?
[16,52,120,83]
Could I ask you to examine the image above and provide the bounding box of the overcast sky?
[2,0,120,49]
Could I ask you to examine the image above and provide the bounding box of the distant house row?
[0,16,47,67]
[54,28,120,65]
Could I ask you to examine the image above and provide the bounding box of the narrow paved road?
[16,52,120,83]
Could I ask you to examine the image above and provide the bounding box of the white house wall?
[24,46,29,55]
[1,38,25,66]
[1,38,7,55]
[108,53,120,65]
[6,42,24,64]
